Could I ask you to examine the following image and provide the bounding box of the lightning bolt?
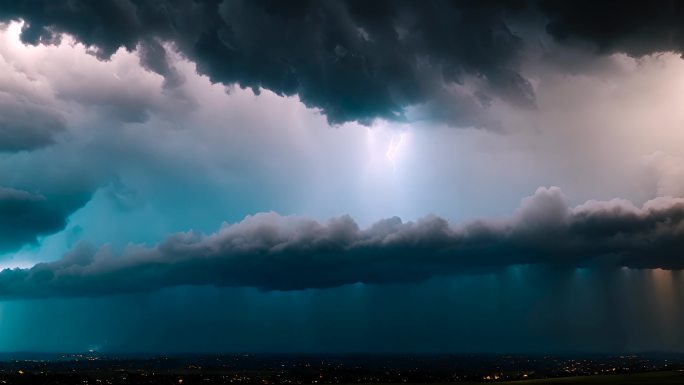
[385,133,406,174]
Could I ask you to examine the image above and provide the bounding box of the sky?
[1,0,684,353]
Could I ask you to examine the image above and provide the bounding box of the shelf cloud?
[2,186,683,299]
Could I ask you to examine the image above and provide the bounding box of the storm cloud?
[3,0,684,355]
[541,0,684,56]
[0,0,536,127]
[1,186,683,299]
[0,47,67,152]
[0,96,66,152]
[3,1,682,128]
[0,187,89,253]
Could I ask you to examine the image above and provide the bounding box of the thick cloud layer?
[0,187,89,252]
[0,97,65,152]
[541,0,684,56]
[0,0,535,126]
[3,1,683,128]
[1,187,683,299]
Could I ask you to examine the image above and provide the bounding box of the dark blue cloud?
[2,187,684,298]
[0,187,89,252]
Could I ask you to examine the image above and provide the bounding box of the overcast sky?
[1,0,684,353]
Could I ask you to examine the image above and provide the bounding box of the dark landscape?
[1,354,684,385]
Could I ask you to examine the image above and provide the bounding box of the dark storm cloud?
[0,0,534,126]
[138,38,185,90]
[0,187,90,252]
[1,187,684,299]
[540,0,684,56]
[2,1,681,126]
[0,96,66,152]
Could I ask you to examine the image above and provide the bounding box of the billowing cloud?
[0,30,67,152]
[0,96,65,152]
[3,1,684,129]
[0,187,89,252]
[0,0,536,127]
[1,186,683,299]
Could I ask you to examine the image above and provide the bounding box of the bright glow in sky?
[385,132,409,174]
